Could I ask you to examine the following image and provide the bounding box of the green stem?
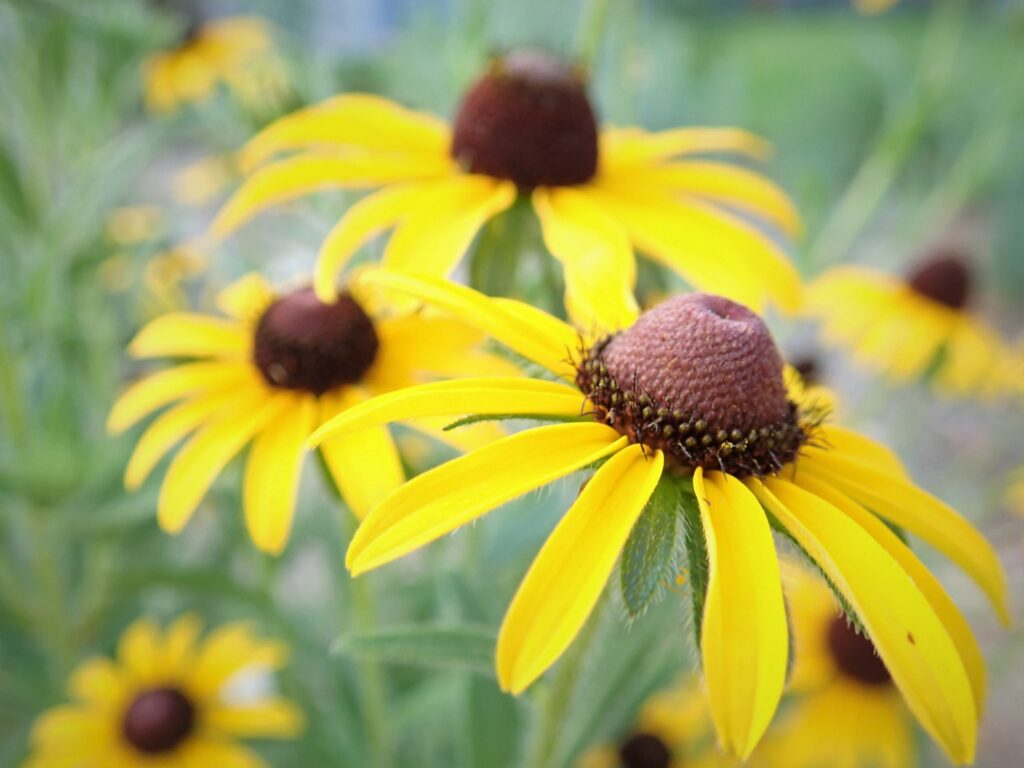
[350,574,393,768]
[0,331,26,448]
[575,0,613,70]
[523,593,607,768]
[805,0,966,269]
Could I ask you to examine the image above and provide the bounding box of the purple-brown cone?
[827,616,891,686]
[122,687,195,754]
[907,252,971,310]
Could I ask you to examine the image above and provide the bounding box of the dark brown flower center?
[619,732,672,768]
[577,294,808,478]
[827,616,891,686]
[906,253,971,310]
[450,49,598,189]
[790,353,822,387]
[122,687,195,754]
[253,288,378,395]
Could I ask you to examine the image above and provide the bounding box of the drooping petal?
[308,377,584,447]
[237,93,450,172]
[158,393,291,534]
[600,127,771,171]
[356,270,579,379]
[346,423,627,575]
[382,174,516,277]
[215,273,276,322]
[314,183,431,302]
[815,424,908,479]
[211,151,453,239]
[108,361,254,433]
[693,469,788,759]
[318,389,405,520]
[243,394,316,554]
[797,450,1009,623]
[497,444,663,693]
[128,313,250,359]
[533,186,639,333]
[793,473,986,713]
[750,477,977,765]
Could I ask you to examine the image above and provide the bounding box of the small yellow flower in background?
[210,49,802,331]
[580,677,725,768]
[141,243,210,314]
[24,615,302,767]
[108,271,515,554]
[1004,466,1024,518]
[853,0,901,14]
[172,154,239,207]
[755,562,916,768]
[143,16,280,115]
[106,206,167,245]
[309,270,1005,762]
[807,250,1020,400]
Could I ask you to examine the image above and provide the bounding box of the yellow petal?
[179,737,267,768]
[129,313,250,359]
[382,174,516,276]
[314,183,430,302]
[108,361,253,433]
[347,423,626,575]
[189,623,288,699]
[798,450,1009,623]
[693,469,788,758]
[627,160,802,237]
[28,706,112,755]
[308,377,583,447]
[67,658,126,709]
[215,273,276,322]
[124,384,266,490]
[243,394,316,553]
[357,269,579,379]
[586,185,801,314]
[204,698,304,738]
[533,186,639,333]
[600,127,772,171]
[237,93,450,172]
[117,617,162,685]
[160,613,205,679]
[750,477,977,764]
[319,389,405,520]
[814,424,908,478]
[158,392,290,534]
[211,151,452,239]
[793,473,986,714]
[497,444,662,693]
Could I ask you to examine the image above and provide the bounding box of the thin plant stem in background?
[575,0,613,69]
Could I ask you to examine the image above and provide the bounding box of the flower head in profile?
[142,14,283,115]
[808,249,1020,400]
[755,562,923,768]
[108,271,514,553]
[25,615,302,767]
[310,270,1006,762]
[210,49,801,331]
[580,676,725,768]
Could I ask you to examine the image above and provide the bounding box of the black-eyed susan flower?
[210,49,802,331]
[755,562,922,768]
[108,272,515,553]
[142,15,281,115]
[25,614,301,767]
[309,270,1006,762]
[808,250,1019,399]
[579,676,724,768]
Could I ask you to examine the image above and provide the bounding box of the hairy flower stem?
[523,593,607,768]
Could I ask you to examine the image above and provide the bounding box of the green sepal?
[619,474,683,620]
[332,624,497,677]
[678,480,710,659]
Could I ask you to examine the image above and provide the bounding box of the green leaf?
[679,481,710,659]
[443,412,587,431]
[332,625,497,677]
[619,475,682,619]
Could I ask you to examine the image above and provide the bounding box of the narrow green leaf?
[332,625,497,677]
[679,482,709,658]
[619,476,681,619]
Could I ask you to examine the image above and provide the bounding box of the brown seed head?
[619,732,672,768]
[907,252,971,310]
[122,687,195,754]
[827,616,891,686]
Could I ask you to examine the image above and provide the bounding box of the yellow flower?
[580,676,727,768]
[142,17,279,115]
[172,155,239,207]
[24,614,302,767]
[807,252,1019,400]
[755,562,917,768]
[309,270,1006,762]
[210,49,802,331]
[105,206,166,245]
[108,271,516,553]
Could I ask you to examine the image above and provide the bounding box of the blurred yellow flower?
[172,154,239,207]
[24,615,302,768]
[142,16,281,115]
[105,206,166,245]
[310,270,1004,762]
[108,272,515,553]
[854,0,901,14]
[756,562,917,768]
[807,252,1019,400]
[212,49,802,332]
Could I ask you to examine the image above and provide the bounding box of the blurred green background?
[0,0,1022,765]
